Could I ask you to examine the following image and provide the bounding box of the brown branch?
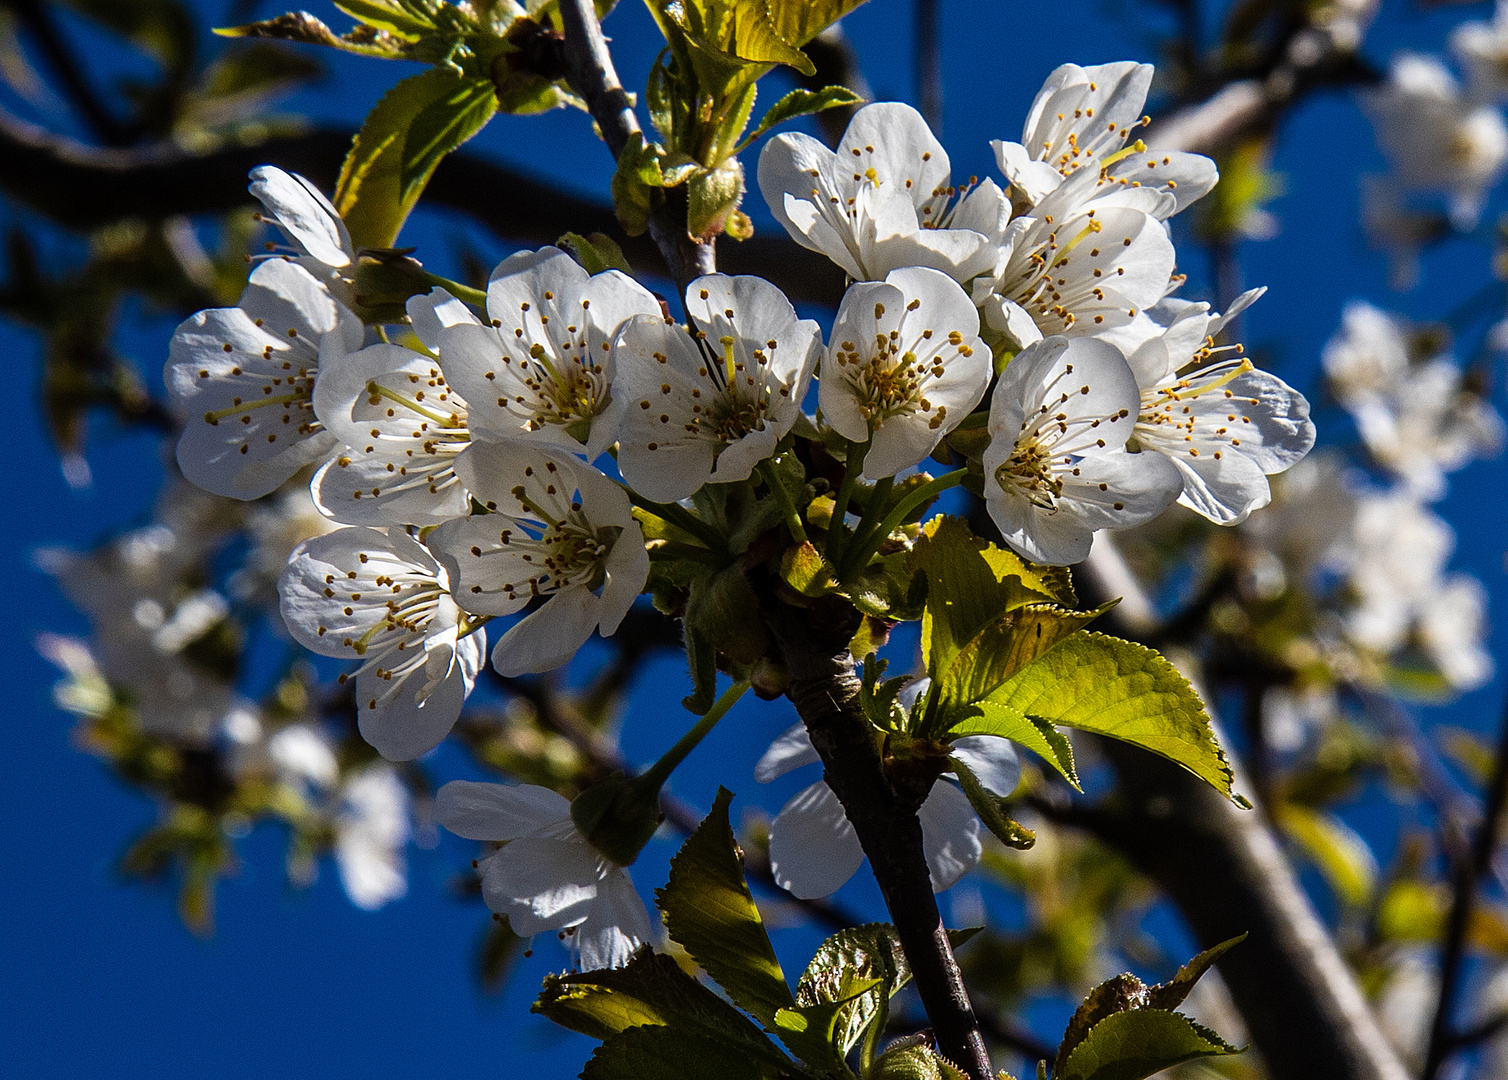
[765,595,994,1080]
[1421,691,1508,1080]
[1075,537,1410,1080]
[0,110,846,304]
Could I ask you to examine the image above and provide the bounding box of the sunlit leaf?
[1058,1009,1242,1080]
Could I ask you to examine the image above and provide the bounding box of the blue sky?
[3,0,1507,1076]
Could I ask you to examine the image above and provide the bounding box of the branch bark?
[765,595,994,1080]
[1074,537,1410,1080]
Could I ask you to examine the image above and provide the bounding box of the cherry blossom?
[757,101,1007,283]
[614,274,821,500]
[821,266,990,478]
[982,335,1181,564]
[435,780,655,970]
[427,441,648,676]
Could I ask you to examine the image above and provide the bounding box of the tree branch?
[1075,537,1411,1080]
[765,595,994,1080]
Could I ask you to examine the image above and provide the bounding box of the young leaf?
[943,701,1078,787]
[740,85,864,148]
[656,788,795,1027]
[336,69,498,248]
[581,1026,776,1080]
[773,979,884,1074]
[909,517,1074,680]
[935,601,1115,712]
[984,632,1238,800]
[951,757,1036,849]
[1274,804,1378,907]
[1056,1009,1242,1080]
[333,0,434,38]
[1145,935,1247,1012]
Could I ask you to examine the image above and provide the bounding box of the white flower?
[614,274,821,501]
[983,336,1181,565]
[1364,54,1508,229]
[311,340,473,527]
[1419,575,1493,691]
[1344,490,1454,653]
[437,247,660,458]
[973,166,1177,348]
[435,780,655,970]
[335,765,411,911]
[427,441,649,677]
[756,722,1020,899]
[757,101,1008,283]
[993,61,1217,218]
[278,526,484,761]
[249,166,356,284]
[821,266,990,478]
[166,258,362,500]
[1451,0,1508,104]
[1124,290,1315,524]
[1323,302,1504,499]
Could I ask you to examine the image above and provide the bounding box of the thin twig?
[915,0,942,133]
[1421,690,1508,1080]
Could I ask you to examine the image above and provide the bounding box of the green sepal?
[951,755,1035,849]
[683,624,718,714]
[655,788,795,1028]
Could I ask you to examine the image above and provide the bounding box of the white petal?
[491,588,602,676]
[917,781,982,892]
[949,736,1022,798]
[407,287,480,350]
[434,779,572,841]
[769,781,865,899]
[755,722,819,782]
[482,833,599,933]
[577,868,656,970]
[249,166,352,268]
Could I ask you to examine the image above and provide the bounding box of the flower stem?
[825,438,869,564]
[840,469,967,580]
[758,460,807,544]
[421,270,488,310]
[619,484,726,552]
[637,680,750,791]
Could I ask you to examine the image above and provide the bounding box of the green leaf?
[741,84,864,148]
[656,788,795,1027]
[773,979,882,1074]
[333,0,436,38]
[952,757,1035,849]
[534,948,788,1067]
[336,70,497,248]
[1057,1009,1242,1080]
[984,632,1237,799]
[943,701,1078,787]
[1146,935,1247,1012]
[782,541,838,598]
[581,1025,778,1080]
[908,517,1074,682]
[557,231,634,275]
[936,601,1115,712]
[399,75,499,204]
[1274,804,1378,907]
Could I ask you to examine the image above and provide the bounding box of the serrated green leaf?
[534,947,789,1067]
[399,76,498,203]
[985,632,1237,799]
[657,788,795,1027]
[774,979,882,1073]
[334,0,436,38]
[741,84,864,148]
[909,517,1074,682]
[1145,934,1246,1012]
[336,69,497,248]
[952,758,1035,849]
[1058,1009,1242,1080]
[1274,804,1377,907]
[936,601,1114,712]
[942,701,1078,787]
[582,1025,778,1080]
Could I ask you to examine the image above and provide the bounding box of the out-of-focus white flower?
[756,721,1020,899]
[1241,452,1360,577]
[983,336,1181,565]
[1345,490,1454,654]
[820,266,989,478]
[993,61,1217,217]
[613,274,821,501]
[1124,290,1315,524]
[758,102,1008,283]
[36,633,112,720]
[336,765,411,911]
[1418,574,1494,690]
[1452,0,1508,104]
[1365,54,1508,230]
[268,723,340,789]
[278,527,484,760]
[1263,684,1340,753]
[166,258,363,500]
[428,442,648,677]
[1376,949,1437,1068]
[435,780,654,970]
[1323,302,1504,499]
[973,166,1176,349]
[437,247,660,458]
